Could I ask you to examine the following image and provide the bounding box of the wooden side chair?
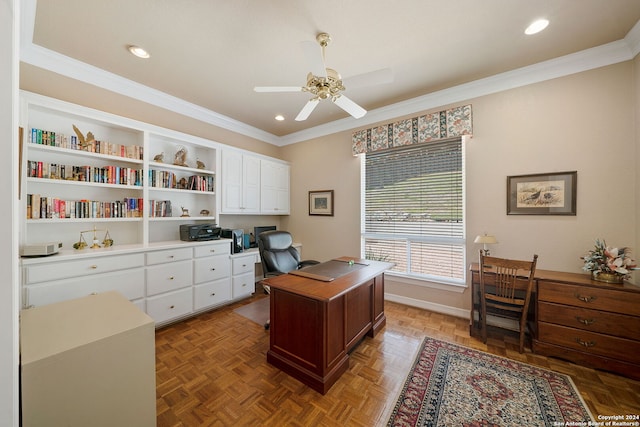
[479,252,538,353]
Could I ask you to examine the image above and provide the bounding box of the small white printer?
[20,242,62,257]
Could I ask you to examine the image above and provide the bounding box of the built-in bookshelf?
[20,91,220,250]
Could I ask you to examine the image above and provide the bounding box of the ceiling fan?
[254,33,392,121]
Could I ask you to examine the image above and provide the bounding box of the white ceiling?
[20,0,640,145]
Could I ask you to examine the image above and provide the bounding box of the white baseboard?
[384,293,469,319]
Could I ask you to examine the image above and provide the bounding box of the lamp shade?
[474,234,498,244]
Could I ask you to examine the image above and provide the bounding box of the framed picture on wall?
[507,171,577,215]
[309,190,334,216]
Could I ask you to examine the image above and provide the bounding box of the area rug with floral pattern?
[387,337,593,426]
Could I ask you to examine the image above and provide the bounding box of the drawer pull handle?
[576,338,596,348]
[210,268,216,271]
[169,276,174,280]
[242,283,246,287]
[90,292,98,295]
[169,305,175,309]
[169,255,174,259]
[210,249,216,253]
[90,265,98,269]
[210,292,216,296]
[576,317,595,326]
[575,294,597,303]
[242,264,247,267]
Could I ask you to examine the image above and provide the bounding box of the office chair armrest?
[298,260,320,269]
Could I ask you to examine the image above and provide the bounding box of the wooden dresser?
[470,265,640,380]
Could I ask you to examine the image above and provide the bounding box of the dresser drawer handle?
[169,276,174,280]
[169,255,174,259]
[576,316,595,326]
[90,265,98,269]
[210,249,216,253]
[169,305,175,309]
[210,268,216,271]
[576,338,596,348]
[210,292,216,296]
[575,294,597,303]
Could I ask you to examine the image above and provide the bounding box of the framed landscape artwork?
[309,190,334,216]
[507,171,577,215]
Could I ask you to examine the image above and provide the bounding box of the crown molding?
[19,0,639,147]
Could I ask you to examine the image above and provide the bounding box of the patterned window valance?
[351,104,472,155]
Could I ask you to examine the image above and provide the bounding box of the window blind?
[363,138,464,283]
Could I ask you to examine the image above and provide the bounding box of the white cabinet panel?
[232,272,255,299]
[25,268,145,308]
[193,241,229,258]
[25,253,144,284]
[194,278,232,311]
[146,247,192,265]
[146,260,192,296]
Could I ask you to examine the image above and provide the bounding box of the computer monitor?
[253,225,276,247]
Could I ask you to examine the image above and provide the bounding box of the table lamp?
[474,233,498,256]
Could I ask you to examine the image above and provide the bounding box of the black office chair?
[257,230,319,329]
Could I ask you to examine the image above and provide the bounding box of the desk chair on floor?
[479,252,538,353]
[257,230,319,329]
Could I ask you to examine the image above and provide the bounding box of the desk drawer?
[232,255,255,275]
[232,272,255,298]
[538,281,640,313]
[25,253,144,284]
[194,242,229,258]
[146,260,192,296]
[537,322,640,364]
[146,288,193,324]
[194,256,230,284]
[538,302,640,341]
[194,278,231,311]
[146,247,192,265]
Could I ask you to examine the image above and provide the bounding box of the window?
[362,138,465,285]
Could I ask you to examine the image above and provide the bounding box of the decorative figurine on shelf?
[178,177,187,189]
[200,209,210,216]
[73,227,113,250]
[173,146,188,167]
[72,124,96,149]
[73,234,87,250]
[102,230,113,247]
[180,206,190,217]
[196,158,206,169]
[153,152,164,163]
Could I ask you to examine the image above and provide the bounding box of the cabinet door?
[242,155,261,213]
[261,160,290,214]
[221,150,244,212]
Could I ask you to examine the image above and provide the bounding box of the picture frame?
[309,190,334,216]
[507,171,577,215]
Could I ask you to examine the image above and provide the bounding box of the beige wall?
[282,61,638,314]
[20,60,639,318]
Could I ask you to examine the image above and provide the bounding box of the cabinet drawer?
[232,272,255,299]
[537,322,640,364]
[194,256,230,284]
[232,255,256,275]
[538,301,640,341]
[25,253,144,284]
[194,278,232,311]
[146,260,192,296]
[194,242,229,258]
[146,288,193,324]
[538,281,640,313]
[146,247,192,265]
[25,268,145,308]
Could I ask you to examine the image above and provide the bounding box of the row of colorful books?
[26,195,143,219]
[27,160,143,186]
[30,127,144,160]
[149,200,172,217]
[148,170,214,192]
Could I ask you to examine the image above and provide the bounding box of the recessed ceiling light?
[275,115,285,121]
[525,19,549,35]
[127,45,150,59]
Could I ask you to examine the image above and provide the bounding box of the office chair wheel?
[264,322,270,330]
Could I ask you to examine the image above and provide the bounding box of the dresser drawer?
[194,242,229,258]
[538,301,640,341]
[538,322,640,364]
[232,255,256,275]
[146,260,192,296]
[25,253,144,284]
[146,287,193,324]
[232,272,255,299]
[194,278,232,311]
[193,256,230,284]
[25,268,145,308]
[146,247,192,265]
[538,281,640,313]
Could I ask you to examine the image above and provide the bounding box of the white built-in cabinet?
[18,91,290,324]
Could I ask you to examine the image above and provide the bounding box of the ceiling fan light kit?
[254,32,392,122]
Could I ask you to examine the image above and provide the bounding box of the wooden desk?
[470,263,640,380]
[262,257,393,394]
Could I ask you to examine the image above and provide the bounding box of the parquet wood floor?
[155,294,640,426]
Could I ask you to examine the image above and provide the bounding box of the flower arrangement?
[582,238,636,280]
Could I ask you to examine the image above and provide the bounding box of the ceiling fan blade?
[295,98,320,121]
[332,95,366,119]
[301,40,327,78]
[342,68,393,90]
[254,86,303,93]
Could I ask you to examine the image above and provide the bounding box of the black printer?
[179,224,221,241]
